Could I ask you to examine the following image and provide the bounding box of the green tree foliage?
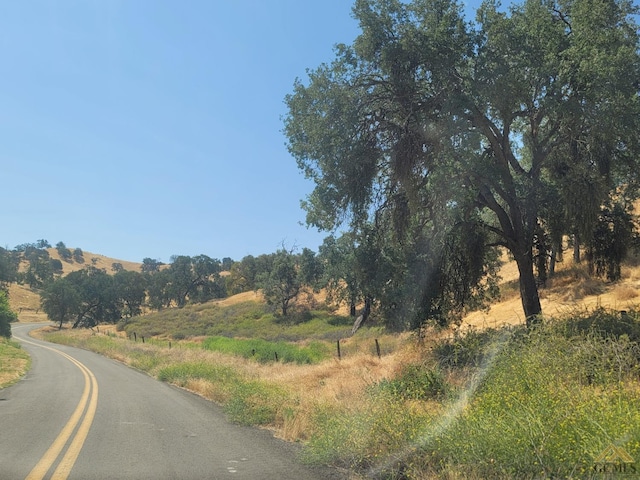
[226,254,273,295]
[40,277,81,329]
[21,246,54,288]
[65,267,121,328]
[0,247,19,291]
[165,255,223,308]
[222,257,234,271]
[113,270,147,318]
[298,247,324,290]
[56,241,72,262]
[111,262,124,272]
[587,200,637,281]
[147,269,173,310]
[256,249,300,316]
[0,291,17,338]
[145,255,225,309]
[140,257,163,273]
[72,248,84,263]
[50,258,63,276]
[284,0,640,326]
[318,234,362,316]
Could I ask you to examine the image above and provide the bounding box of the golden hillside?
[462,255,640,329]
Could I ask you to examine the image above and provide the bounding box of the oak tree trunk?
[514,250,542,327]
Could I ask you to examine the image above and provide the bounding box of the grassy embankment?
[12,251,640,478]
[0,338,30,388]
[36,289,640,479]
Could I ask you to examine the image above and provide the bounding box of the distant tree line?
[2,215,639,333]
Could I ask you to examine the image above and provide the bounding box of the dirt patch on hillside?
[461,261,640,329]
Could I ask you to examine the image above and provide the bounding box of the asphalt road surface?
[1,324,346,480]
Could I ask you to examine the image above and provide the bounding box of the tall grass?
[424,323,640,478]
[0,338,30,388]
[202,336,330,364]
[304,311,640,479]
[38,308,640,479]
[121,301,353,341]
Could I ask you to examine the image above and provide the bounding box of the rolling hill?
[9,246,640,327]
[10,248,142,322]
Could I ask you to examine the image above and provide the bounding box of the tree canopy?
[284,0,640,326]
[0,291,17,338]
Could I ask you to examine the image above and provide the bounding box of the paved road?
[1,324,345,480]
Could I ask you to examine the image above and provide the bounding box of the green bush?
[0,291,17,339]
[433,327,507,369]
[157,362,239,385]
[376,365,449,401]
[558,307,640,342]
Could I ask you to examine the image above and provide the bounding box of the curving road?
[0,324,345,480]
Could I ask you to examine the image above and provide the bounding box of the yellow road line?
[18,335,99,480]
[51,366,98,480]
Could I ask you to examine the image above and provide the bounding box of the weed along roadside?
[35,308,640,479]
[0,338,31,389]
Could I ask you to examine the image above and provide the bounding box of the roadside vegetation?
[36,305,640,479]
[3,0,640,477]
[0,338,30,388]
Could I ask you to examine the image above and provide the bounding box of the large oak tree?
[284,0,639,325]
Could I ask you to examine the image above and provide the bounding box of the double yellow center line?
[20,337,99,480]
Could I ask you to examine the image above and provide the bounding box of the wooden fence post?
[375,339,381,359]
[336,339,341,360]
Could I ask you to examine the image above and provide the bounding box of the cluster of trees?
[226,237,492,330]
[40,254,227,328]
[0,240,234,330]
[284,0,640,327]
[227,247,323,316]
[5,240,88,289]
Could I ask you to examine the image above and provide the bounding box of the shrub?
[433,327,507,369]
[0,291,17,338]
[557,307,640,342]
[377,365,449,401]
[428,324,640,479]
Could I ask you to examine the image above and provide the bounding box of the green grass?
[122,301,353,341]
[304,310,640,479]
[202,336,331,364]
[39,298,640,479]
[0,338,31,388]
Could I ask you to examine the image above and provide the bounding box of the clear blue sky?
[0,1,480,264]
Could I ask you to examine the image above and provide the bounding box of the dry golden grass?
[0,339,30,388]
[0,357,29,387]
[614,285,639,301]
[461,255,640,328]
[0,355,29,386]
[211,290,263,307]
[46,248,142,274]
